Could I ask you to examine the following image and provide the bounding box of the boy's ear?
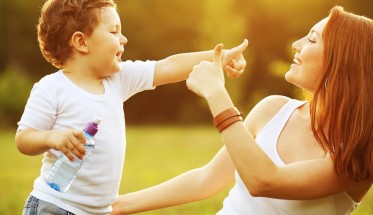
[70,31,88,53]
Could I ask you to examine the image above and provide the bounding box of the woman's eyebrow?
[310,29,321,38]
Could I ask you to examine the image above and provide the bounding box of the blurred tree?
[118,0,213,124]
[232,0,373,114]
[3,0,53,78]
[195,0,249,112]
[1,0,372,127]
[0,67,33,128]
[0,0,7,73]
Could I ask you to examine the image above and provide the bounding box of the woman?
[112,6,373,215]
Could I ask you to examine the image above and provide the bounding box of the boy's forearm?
[15,129,52,156]
[154,50,214,86]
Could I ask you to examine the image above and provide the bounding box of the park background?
[0,0,372,214]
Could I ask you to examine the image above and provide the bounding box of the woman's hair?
[310,6,373,181]
[37,0,117,69]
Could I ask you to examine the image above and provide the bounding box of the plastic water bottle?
[45,117,101,192]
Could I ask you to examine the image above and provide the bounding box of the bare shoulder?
[243,95,291,136]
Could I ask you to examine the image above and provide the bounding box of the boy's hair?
[310,6,373,181]
[37,0,117,69]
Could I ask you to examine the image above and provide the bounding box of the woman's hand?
[222,39,248,78]
[186,44,226,99]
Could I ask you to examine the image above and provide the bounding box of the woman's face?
[285,18,329,93]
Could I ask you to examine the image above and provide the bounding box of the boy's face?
[85,7,127,77]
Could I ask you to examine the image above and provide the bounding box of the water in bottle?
[45,117,101,192]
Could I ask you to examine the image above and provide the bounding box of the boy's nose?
[121,35,128,45]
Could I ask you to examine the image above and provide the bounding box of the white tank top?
[217,99,359,215]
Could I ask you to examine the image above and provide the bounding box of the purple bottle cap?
[84,116,101,136]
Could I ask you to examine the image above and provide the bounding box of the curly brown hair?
[37,0,117,69]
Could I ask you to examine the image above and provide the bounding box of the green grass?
[1,127,372,214]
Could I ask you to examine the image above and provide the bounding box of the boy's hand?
[222,39,248,78]
[47,129,87,161]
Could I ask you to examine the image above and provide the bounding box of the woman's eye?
[308,38,316,43]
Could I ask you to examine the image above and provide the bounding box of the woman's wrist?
[205,87,235,117]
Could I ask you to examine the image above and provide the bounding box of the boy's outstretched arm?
[153,39,248,87]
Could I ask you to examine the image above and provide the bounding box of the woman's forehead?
[311,17,329,34]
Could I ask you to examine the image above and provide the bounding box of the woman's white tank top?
[217,99,358,215]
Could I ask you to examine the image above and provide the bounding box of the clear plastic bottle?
[45,117,101,192]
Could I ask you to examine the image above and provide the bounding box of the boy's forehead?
[98,6,121,26]
[99,7,119,20]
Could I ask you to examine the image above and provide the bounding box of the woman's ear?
[70,31,88,53]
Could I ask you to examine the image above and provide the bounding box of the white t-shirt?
[217,99,359,215]
[17,60,155,215]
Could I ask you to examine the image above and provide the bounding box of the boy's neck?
[62,66,105,95]
[62,55,105,94]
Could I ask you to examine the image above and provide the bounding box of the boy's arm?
[153,39,248,87]
[15,128,86,161]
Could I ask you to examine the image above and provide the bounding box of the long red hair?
[310,6,373,181]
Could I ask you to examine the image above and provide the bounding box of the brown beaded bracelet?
[213,107,243,132]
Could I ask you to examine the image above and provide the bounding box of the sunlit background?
[0,0,372,127]
[0,0,372,214]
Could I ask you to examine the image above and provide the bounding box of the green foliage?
[1,0,373,126]
[0,67,33,127]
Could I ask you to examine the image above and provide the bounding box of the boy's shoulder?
[38,70,63,84]
[33,70,65,94]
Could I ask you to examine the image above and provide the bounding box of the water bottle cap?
[84,116,101,136]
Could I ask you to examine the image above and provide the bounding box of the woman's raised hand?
[186,44,226,99]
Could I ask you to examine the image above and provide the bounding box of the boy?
[16,0,248,214]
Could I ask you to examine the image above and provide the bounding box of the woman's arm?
[153,39,248,87]
[111,147,235,215]
[186,44,371,200]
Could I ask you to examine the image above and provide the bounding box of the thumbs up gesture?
[186,44,226,98]
[222,39,248,79]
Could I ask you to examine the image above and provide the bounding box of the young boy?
[16,0,248,214]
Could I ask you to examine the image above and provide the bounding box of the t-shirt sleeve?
[116,60,156,101]
[17,81,57,131]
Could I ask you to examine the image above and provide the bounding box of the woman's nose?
[292,38,302,52]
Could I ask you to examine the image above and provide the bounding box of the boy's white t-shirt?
[18,60,156,215]
[216,99,359,215]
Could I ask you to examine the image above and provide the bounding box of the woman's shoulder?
[258,95,292,108]
[244,95,293,136]
[254,95,294,118]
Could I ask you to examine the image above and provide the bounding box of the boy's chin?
[113,62,122,72]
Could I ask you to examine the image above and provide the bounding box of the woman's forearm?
[114,167,223,214]
[113,147,235,214]
[205,88,277,196]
